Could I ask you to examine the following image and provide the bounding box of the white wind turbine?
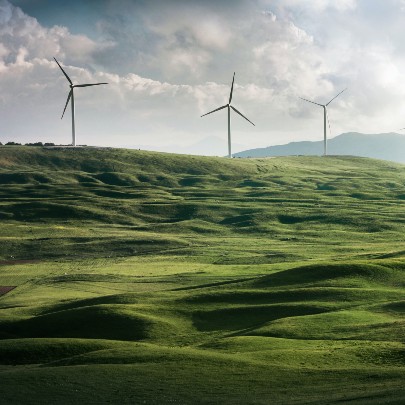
[54,57,108,146]
[300,89,346,156]
[201,73,255,158]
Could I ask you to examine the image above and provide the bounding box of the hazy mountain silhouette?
[234,132,405,164]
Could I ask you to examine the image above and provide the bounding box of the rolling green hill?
[0,146,404,404]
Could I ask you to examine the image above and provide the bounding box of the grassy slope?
[0,146,404,404]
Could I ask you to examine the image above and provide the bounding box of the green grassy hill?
[0,146,404,404]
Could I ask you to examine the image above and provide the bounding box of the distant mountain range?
[234,132,405,164]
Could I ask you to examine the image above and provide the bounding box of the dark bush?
[25,142,44,147]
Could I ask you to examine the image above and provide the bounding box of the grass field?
[0,146,404,404]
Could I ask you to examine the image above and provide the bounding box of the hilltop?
[234,132,405,163]
[0,146,404,261]
[0,146,404,404]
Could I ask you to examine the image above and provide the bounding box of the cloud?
[0,0,114,68]
[2,0,405,153]
[280,0,357,12]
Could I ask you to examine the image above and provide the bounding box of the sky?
[1,0,405,155]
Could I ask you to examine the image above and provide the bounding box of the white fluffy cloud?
[279,0,357,12]
[1,0,405,153]
[0,1,113,66]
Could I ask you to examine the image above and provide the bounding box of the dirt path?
[0,286,16,296]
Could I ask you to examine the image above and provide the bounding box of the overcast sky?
[2,0,405,155]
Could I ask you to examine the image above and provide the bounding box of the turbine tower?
[300,89,346,156]
[201,73,255,158]
[54,57,108,147]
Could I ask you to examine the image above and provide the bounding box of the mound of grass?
[249,262,402,288]
[0,172,52,184]
[94,172,140,187]
[1,304,155,341]
[0,147,404,404]
[181,287,404,306]
[192,303,329,331]
[249,308,405,341]
[0,338,113,365]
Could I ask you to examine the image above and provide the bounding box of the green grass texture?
[0,146,404,404]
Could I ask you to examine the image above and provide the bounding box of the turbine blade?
[54,57,73,85]
[229,72,235,104]
[201,104,228,117]
[230,106,255,126]
[74,83,108,88]
[326,88,347,106]
[299,97,324,107]
[61,90,72,119]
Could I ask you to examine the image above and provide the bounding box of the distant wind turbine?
[300,89,346,156]
[201,73,255,158]
[54,57,108,147]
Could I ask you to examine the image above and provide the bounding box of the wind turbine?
[201,73,255,158]
[54,57,108,147]
[300,89,346,156]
